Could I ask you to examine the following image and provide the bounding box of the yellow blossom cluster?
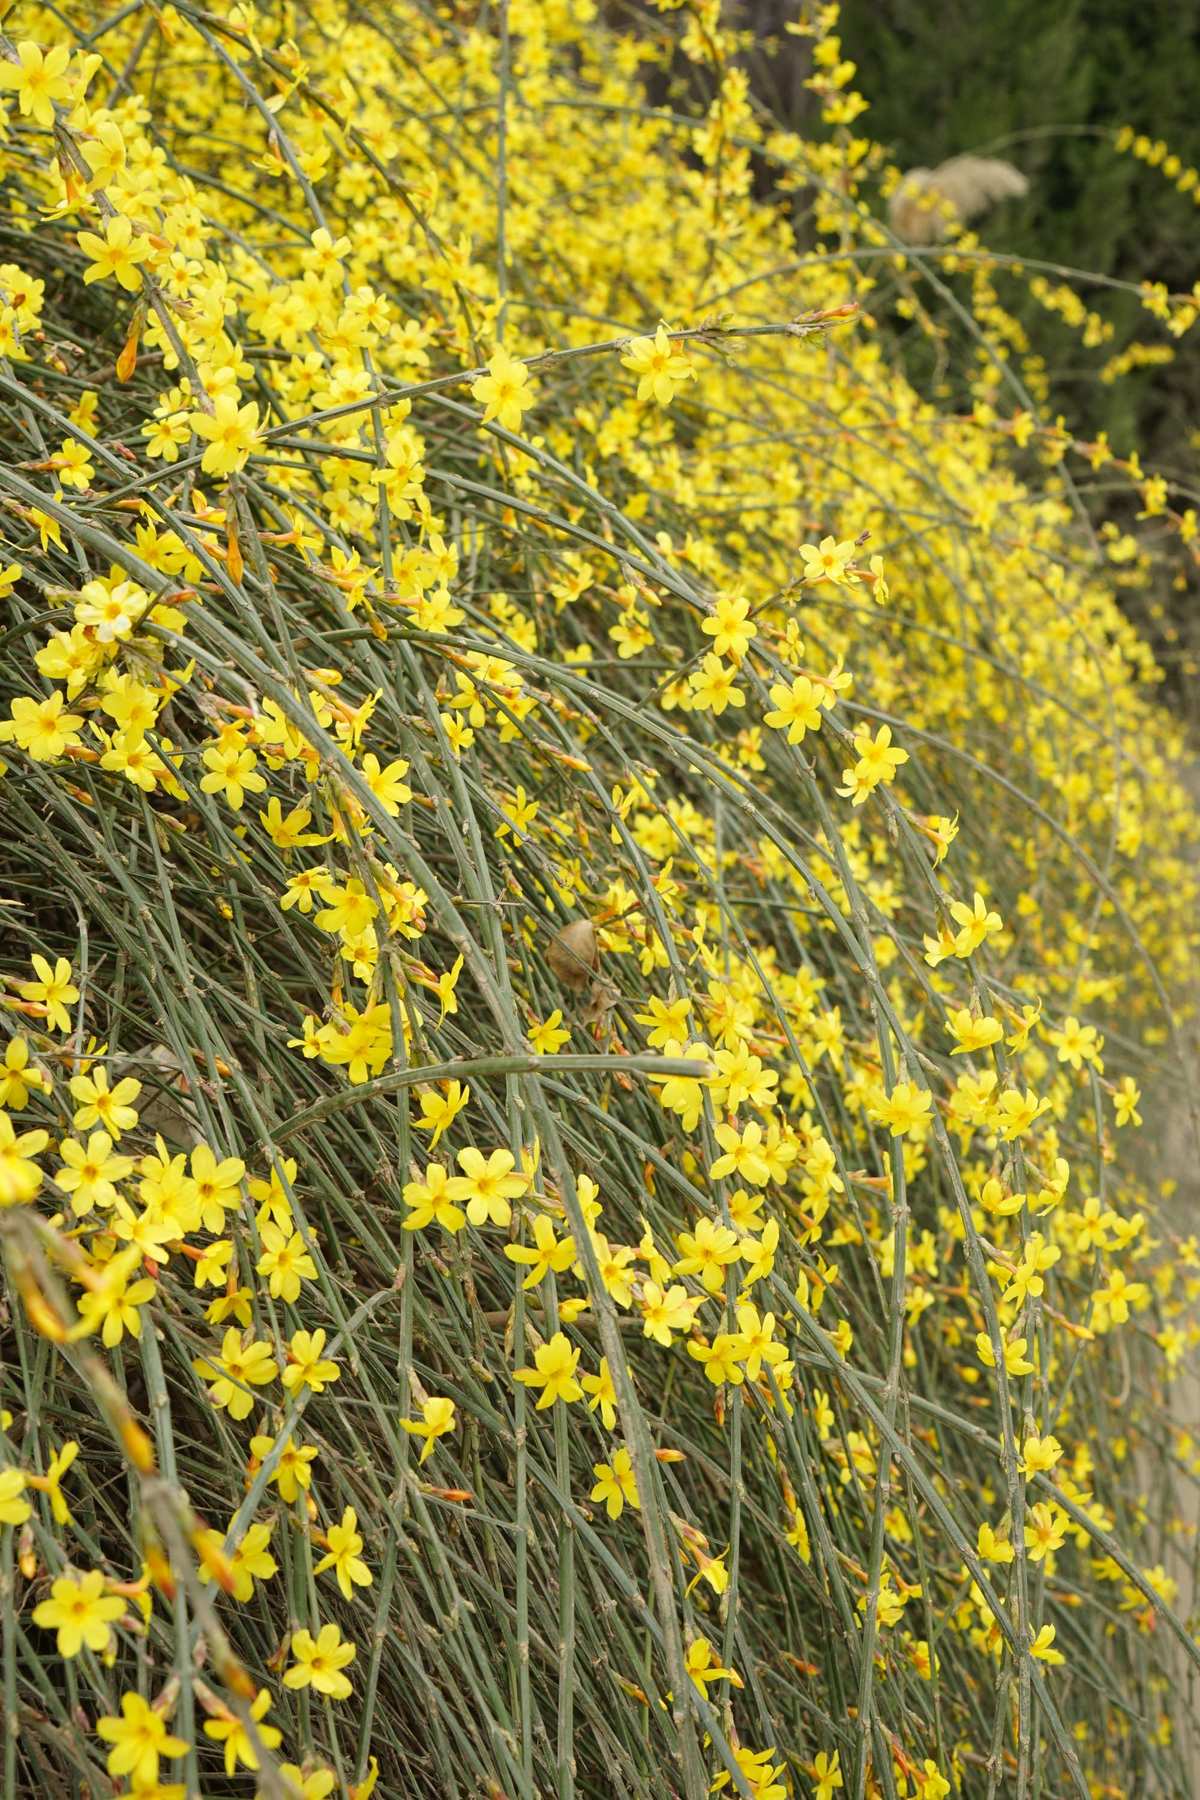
[0,2,1197,1797]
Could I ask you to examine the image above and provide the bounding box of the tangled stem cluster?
[0,3,1198,1797]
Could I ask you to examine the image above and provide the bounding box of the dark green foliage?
[833,0,1200,463]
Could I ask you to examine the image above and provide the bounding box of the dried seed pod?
[581,978,619,1026]
[546,918,599,990]
[888,155,1028,245]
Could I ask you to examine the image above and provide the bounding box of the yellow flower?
[17,953,79,1033]
[684,1636,742,1692]
[29,1439,79,1525]
[639,1281,700,1347]
[1025,1501,1068,1563]
[189,1143,245,1232]
[203,1688,281,1775]
[1047,1014,1104,1072]
[82,118,127,187]
[471,345,534,433]
[1020,1432,1064,1479]
[1003,1235,1061,1308]
[75,576,150,643]
[76,214,151,292]
[401,1395,457,1463]
[433,952,464,1022]
[688,1332,745,1387]
[811,1748,843,1800]
[32,1568,124,1658]
[0,41,72,127]
[0,691,84,761]
[281,868,334,914]
[194,1328,277,1420]
[248,1432,319,1503]
[735,1303,787,1381]
[836,722,908,805]
[314,877,378,938]
[786,1507,811,1564]
[922,812,959,866]
[711,1746,786,1798]
[69,1068,141,1138]
[0,1113,49,1207]
[620,323,694,406]
[799,536,856,585]
[259,797,329,849]
[505,1214,574,1288]
[189,393,261,477]
[497,785,538,841]
[673,1216,741,1292]
[1030,1623,1065,1664]
[193,1238,234,1290]
[528,1009,571,1054]
[688,653,744,715]
[0,1037,45,1108]
[281,1765,337,1800]
[581,1357,618,1429]
[764,673,824,743]
[870,1080,932,1139]
[633,995,692,1049]
[283,1622,357,1700]
[916,1763,951,1800]
[701,593,755,662]
[648,1041,711,1132]
[197,1519,277,1603]
[708,1120,772,1188]
[413,1079,470,1146]
[54,436,94,492]
[975,1332,1035,1378]
[314,1505,373,1597]
[579,1234,629,1309]
[0,1468,31,1527]
[77,1249,157,1347]
[865,553,890,603]
[360,751,412,815]
[449,1145,529,1228]
[256,1223,317,1302]
[948,890,1004,958]
[200,735,266,809]
[282,1327,340,1396]
[514,1331,583,1408]
[402,1162,466,1234]
[205,1286,254,1327]
[590,1446,639,1519]
[945,1008,1004,1055]
[1113,1075,1142,1128]
[97,1691,188,1786]
[55,1132,133,1215]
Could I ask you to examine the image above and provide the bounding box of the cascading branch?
[0,2,1198,1797]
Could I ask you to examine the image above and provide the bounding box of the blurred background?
[625,0,1200,705]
